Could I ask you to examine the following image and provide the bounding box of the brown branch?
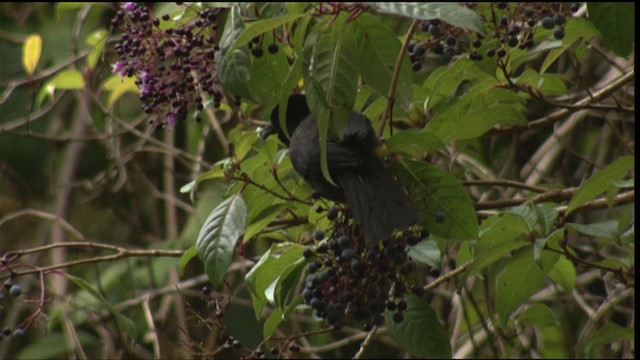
[2,243,184,278]
[462,180,547,193]
[423,260,473,293]
[378,19,419,137]
[489,69,635,134]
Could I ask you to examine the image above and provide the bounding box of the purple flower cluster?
[110,2,225,128]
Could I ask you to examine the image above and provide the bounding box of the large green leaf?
[386,294,451,358]
[566,156,634,215]
[371,2,485,35]
[245,242,306,319]
[463,213,530,282]
[587,3,635,57]
[216,5,252,99]
[249,35,293,103]
[352,13,413,110]
[495,247,559,327]
[395,159,478,240]
[303,13,360,184]
[227,13,307,55]
[425,81,526,142]
[196,193,247,286]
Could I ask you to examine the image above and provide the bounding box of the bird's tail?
[339,158,419,246]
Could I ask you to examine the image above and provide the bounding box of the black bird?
[262,94,418,246]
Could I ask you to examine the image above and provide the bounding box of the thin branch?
[0,209,85,241]
[352,326,378,359]
[490,69,635,134]
[378,19,419,137]
[462,179,547,193]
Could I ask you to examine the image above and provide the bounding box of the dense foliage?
[0,2,635,359]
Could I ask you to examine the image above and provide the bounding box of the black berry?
[541,17,556,29]
[553,28,565,40]
[435,211,446,223]
[9,284,21,297]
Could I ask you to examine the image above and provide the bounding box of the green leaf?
[22,34,42,75]
[352,13,413,110]
[196,193,247,286]
[385,129,446,157]
[243,204,288,242]
[65,274,138,338]
[181,165,225,203]
[495,247,558,327]
[587,3,635,57]
[425,82,526,142]
[518,303,558,327]
[86,28,108,69]
[227,13,307,55]
[178,245,199,277]
[245,243,306,318]
[566,220,619,240]
[583,323,635,353]
[17,331,96,360]
[395,159,478,240]
[249,38,291,104]
[533,229,563,269]
[234,131,259,161]
[102,74,139,108]
[407,239,441,269]
[566,156,634,215]
[303,14,360,185]
[36,69,86,109]
[547,255,576,291]
[263,308,284,339]
[371,2,485,35]
[216,5,252,99]
[386,294,451,358]
[476,213,530,254]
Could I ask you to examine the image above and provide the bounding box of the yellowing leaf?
[22,34,42,75]
[103,74,139,108]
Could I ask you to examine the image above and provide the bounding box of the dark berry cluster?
[247,35,281,58]
[0,280,26,341]
[110,2,226,128]
[408,2,581,70]
[302,206,428,330]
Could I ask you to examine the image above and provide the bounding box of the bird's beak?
[260,124,277,140]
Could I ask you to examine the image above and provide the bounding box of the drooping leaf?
[371,2,485,35]
[303,13,360,185]
[196,193,247,286]
[566,156,634,215]
[386,294,451,358]
[352,13,413,110]
[216,5,252,99]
